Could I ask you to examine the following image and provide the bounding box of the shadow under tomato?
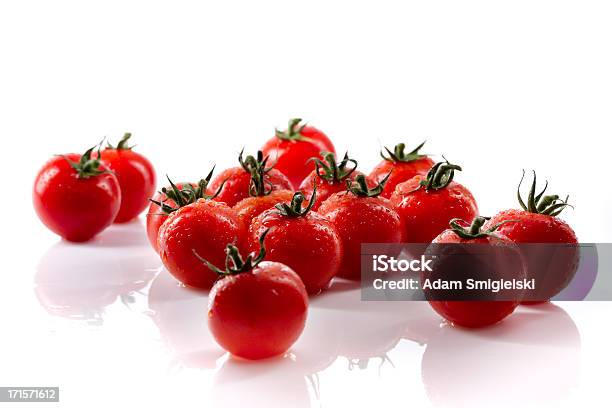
[85,218,151,248]
[34,225,159,323]
[308,283,432,372]
[212,354,312,408]
[146,269,224,369]
[420,303,581,408]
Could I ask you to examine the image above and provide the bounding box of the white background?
[0,1,611,407]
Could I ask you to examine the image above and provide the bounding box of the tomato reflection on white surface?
[34,221,159,323]
[29,221,588,408]
[419,303,580,408]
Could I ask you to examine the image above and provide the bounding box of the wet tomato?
[369,142,434,198]
[261,118,335,188]
[318,174,405,280]
[99,133,156,223]
[234,189,294,229]
[198,232,308,360]
[298,151,368,210]
[33,145,121,242]
[247,189,343,295]
[426,217,525,328]
[390,160,478,243]
[146,168,223,252]
[484,171,578,303]
[210,150,292,207]
[158,198,242,290]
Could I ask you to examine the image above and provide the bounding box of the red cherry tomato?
[33,146,121,242]
[261,118,335,188]
[210,150,292,207]
[484,171,578,303]
[390,160,478,243]
[158,199,243,290]
[233,189,294,229]
[146,168,222,252]
[488,209,577,243]
[426,217,525,328]
[99,133,156,223]
[247,190,343,295]
[298,152,368,210]
[318,175,405,280]
[369,142,434,198]
[146,181,193,252]
[200,232,308,360]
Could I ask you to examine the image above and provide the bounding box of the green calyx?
[418,158,461,191]
[517,170,572,216]
[62,142,110,179]
[192,229,270,276]
[275,118,311,142]
[107,132,134,150]
[347,173,389,198]
[449,216,516,240]
[149,167,224,214]
[381,141,428,163]
[239,149,274,197]
[310,151,358,183]
[275,185,317,217]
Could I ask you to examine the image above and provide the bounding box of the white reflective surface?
[0,220,608,407]
[2,2,612,405]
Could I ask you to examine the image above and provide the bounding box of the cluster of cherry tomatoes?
[33,119,578,360]
[33,133,156,241]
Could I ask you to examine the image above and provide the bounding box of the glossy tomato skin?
[145,182,195,253]
[484,209,578,303]
[370,157,435,198]
[262,126,335,189]
[33,154,121,242]
[99,148,156,223]
[208,261,308,360]
[427,230,522,328]
[484,209,578,244]
[210,167,292,207]
[390,175,478,243]
[247,209,343,295]
[233,190,295,229]
[158,199,243,290]
[318,193,405,280]
[301,125,335,152]
[298,169,368,210]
